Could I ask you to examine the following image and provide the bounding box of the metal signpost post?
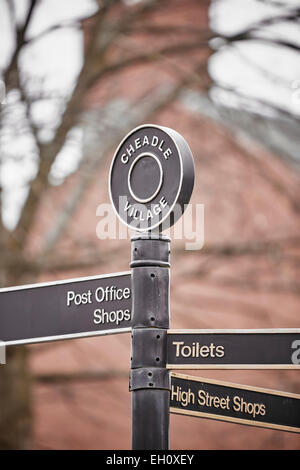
[130,234,171,450]
[109,124,195,450]
[0,123,299,451]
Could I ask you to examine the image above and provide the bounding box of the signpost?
[0,272,132,345]
[167,329,300,369]
[170,373,300,434]
[0,124,299,450]
[109,124,195,232]
[109,124,195,449]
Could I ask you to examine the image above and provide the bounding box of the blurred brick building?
[24,0,300,449]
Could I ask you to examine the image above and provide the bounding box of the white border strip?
[171,372,300,399]
[168,364,300,370]
[0,271,131,293]
[169,408,300,434]
[4,327,132,346]
[168,328,300,334]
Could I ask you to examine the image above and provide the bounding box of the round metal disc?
[109,124,195,232]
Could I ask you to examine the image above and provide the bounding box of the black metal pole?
[130,232,170,450]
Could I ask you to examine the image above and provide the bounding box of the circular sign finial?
[109,124,195,232]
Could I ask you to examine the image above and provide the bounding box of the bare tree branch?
[4,0,38,91]
[256,0,300,11]
[220,12,300,43]
[88,40,208,86]
[130,24,211,36]
[23,22,82,45]
[230,35,300,53]
[230,44,292,89]
[23,9,101,45]
[5,0,210,253]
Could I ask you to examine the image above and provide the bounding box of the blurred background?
[0,0,300,450]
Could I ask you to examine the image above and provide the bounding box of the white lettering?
[163,148,172,159]
[67,290,92,307]
[151,135,159,147]
[135,138,141,149]
[95,286,131,303]
[93,308,131,326]
[121,153,128,164]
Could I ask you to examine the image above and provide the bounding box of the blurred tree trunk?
[0,264,33,449]
[0,347,32,449]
